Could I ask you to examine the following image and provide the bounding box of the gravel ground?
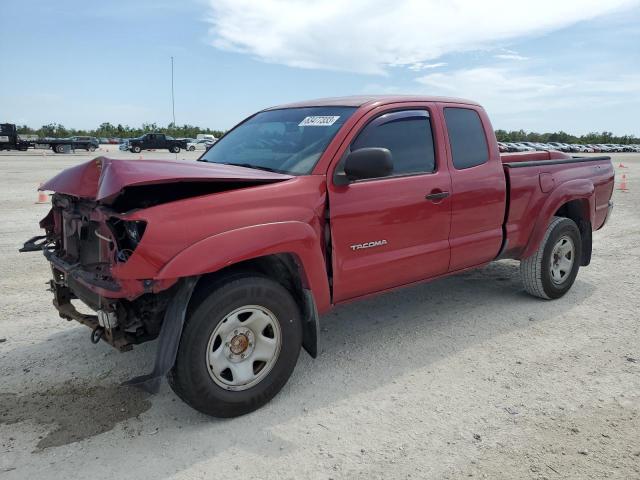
[0,148,638,479]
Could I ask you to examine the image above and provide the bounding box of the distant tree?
[18,122,635,145]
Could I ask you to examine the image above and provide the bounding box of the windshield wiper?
[221,162,284,173]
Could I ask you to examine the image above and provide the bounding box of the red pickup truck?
[22,95,614,417]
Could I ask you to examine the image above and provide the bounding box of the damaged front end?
[22,193,177,351]
[20,157,294,390]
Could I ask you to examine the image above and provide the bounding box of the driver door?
[328,108,452,302]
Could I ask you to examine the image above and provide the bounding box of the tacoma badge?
[350,240,388,251]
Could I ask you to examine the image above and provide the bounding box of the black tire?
[169,275,302,417]
[170,145,180,153]
[131,145,141,154]
[188,146,195,151]
[520,216,582,299]
[54,144,65,154]
[88,145,96,152]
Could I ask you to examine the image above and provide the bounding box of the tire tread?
[521,216,568,300]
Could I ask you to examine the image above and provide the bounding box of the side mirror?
[343,147,393,182]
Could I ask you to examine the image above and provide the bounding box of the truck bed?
[499,151,614,260]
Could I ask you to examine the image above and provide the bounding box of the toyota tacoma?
[21,96,615,417]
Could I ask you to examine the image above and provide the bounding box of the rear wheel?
[188,146,195,151]
[520,216,582,299]
[88,145,96,152]
[169,275,302,417]
[54,144,65,154]
[170,145,180,153]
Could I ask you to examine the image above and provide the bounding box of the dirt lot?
[0,148,638,479]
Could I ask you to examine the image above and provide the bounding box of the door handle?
[425,191,450,201]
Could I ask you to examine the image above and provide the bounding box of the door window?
[350,110,436,177]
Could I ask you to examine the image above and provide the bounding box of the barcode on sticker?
[298,116,340,127]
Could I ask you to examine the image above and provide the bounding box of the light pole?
[171,56,176,126]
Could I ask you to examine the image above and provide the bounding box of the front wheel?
[520,216,582,299]
[169,275,302,417]
[131,145,141,153]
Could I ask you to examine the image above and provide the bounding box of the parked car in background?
[196,133,218,142]
[595,144,614,152]
[507,142,534,152]
[547,142,571,152]
[187,139,215,151]
[622,144,640,152]
[119,140,130,151]
[69,136,100,151]
[515,143,536,151]
[599,144,619,152]
[521,142,553,151]
[497,142,510,152]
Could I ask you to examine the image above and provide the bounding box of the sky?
[1,0,639,135]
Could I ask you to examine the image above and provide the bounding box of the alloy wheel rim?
[206,305,282,391]
[550,235,575,285]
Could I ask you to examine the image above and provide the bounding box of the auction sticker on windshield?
[298,116,340,127]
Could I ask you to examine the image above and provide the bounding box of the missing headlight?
[107,218,147,262]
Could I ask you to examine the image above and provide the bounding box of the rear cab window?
[444,107,489,169]
[348,110,436,178]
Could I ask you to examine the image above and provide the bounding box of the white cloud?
[408,62,448,71]
[206,0,639,74]
[494,54,529,61]
[415,66,640,118]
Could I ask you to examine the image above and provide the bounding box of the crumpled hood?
[40,157,293,202]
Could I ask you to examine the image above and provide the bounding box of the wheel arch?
[553,198,593,266]
[186,253,321,358]
[155,222,330,358]
[521,179,595,262]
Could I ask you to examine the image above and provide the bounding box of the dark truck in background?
[39,136,99,153]
[0,123,30,151]
[128,133,187,153]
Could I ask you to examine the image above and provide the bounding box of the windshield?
[199,106,356,174]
